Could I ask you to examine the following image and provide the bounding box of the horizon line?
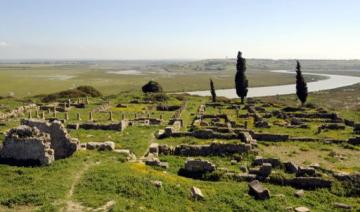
[1,57,360,63]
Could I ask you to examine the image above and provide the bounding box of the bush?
[76,86,102,97]
[142,81,163,93]
[41,86,102,102]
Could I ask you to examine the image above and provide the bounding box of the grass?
[70,126,159,157]
[0,150,126,211]
[73,161,360,211]
[0,63,325,98]
[0,62,359,211]
[258,141,360,172]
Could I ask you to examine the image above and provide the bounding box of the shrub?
[76,85,102,97]
[142,81,163,93]
[41,86,102,102]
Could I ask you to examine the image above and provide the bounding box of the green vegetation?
[0,60,359,211]
[210,78,216,102]
[296,61,308,106]
[0,61,327,98]
[142,80,163,93]
[235,51,249,104]
[41,85,102,103]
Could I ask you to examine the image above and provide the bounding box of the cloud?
[0,41,9,47]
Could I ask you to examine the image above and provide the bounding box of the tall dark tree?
[295,61,308,106]
[210,78,216,102]
[235,51,248,104]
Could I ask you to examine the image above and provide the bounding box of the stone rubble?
[248,180,270,200]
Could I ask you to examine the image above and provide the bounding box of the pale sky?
[0,0,359,60]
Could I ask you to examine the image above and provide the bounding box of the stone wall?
[21,119,79,159]
[0,104,37,120]
[251,132,289,142]
[0,125,54,166]
[192,129,238,139]
[159,142,252,156]
[78,120,128,131]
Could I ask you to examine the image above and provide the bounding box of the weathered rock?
[192,129,238,139]
[258,163,272,177]
[144,154,161,166]
[348,137,360,145]
[296,167,316,177]
[354,123,360,134]
[0,125,54,166]
[249,163,272,178]
[294,206,310,212]
[252,156,282,168]
[333,202,352,210]
[98,141,115,151]
[290,177,332,189]
[113,149,136,160]
[173,142,251,156]
[152,180,162,188]
[251,133,289,142]
[233,173,256,182]
[191,186,204,200]
[21,119,79,159]
[284,162,298,174]
[86,141,115,151]
[86,142,100,150]
[294,189,304,198]
[291,118,304,126]
[159,162,169,169]
[239,131,255,143]
[248,180,270,200]
[319,123,345,130]
[184,159,215,173]
[254,120,270,128]
[239,165,248,173]
[158,144,173,155]
[149,143,159,155]
[78,120,128,131]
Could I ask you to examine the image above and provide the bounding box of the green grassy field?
[0,62,326,97]
[0,60,359,211]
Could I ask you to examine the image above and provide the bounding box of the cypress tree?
[210,78,216,102]
[295,60,308,106]
[235,51,248,104]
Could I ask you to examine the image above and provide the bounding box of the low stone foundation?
[159,142,252,156]
[251,133,289,142]
[77,120,128,131]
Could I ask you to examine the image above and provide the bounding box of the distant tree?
[235,51,248,104]
[210,78,216,102]
[295,61,308,106]
[142,80,163,93]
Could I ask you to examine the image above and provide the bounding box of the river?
[186,70,360,98]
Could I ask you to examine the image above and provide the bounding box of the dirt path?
[138,133,156,162]
[61,162,115,212]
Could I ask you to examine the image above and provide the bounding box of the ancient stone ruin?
[184,158,216,173]
[21,119,79,159]
[0,125,54,166]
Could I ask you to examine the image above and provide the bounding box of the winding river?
[186,70,360,98]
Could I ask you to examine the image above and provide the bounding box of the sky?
[0,0,359,60]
